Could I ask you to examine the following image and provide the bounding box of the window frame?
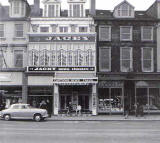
[59,27,68,33]
[120,26,132,41]
[99,25,111,41]
[141,26,153,41]
[120,47,133,72]
[79,27,88,33]
[0,24,4,38]
[15,24,24,38]
[99,47,111,72]
[40,27,49,33]
[141,47,154,72]
[14,50,23,68]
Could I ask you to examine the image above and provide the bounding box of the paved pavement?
[0,120,160,143]
[48,114,160,121]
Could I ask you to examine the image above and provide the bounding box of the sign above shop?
[29,34,96,42]
[53,78,98,85]
[27,67,95,72]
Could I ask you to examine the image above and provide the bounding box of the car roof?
[11,103,29,106]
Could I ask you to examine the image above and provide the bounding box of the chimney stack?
[89,0,96,16]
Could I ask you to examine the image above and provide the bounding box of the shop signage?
[98,81,123,88]
[53,78,98,85]
[29,35,96,42]
[27,67,95,72]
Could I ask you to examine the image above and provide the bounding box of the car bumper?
[42,114,49,118]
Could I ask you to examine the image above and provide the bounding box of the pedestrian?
[124,104,129,119]
[135,102,140,117]
[67,102,72,116]
[40,100,47,110]
[76,105,81,116]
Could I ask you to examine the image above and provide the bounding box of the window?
[68,50,73,66]
[73,4,80,17]
[79,27,88,33]
[48,5,55,17]
[21,2,25,16]
[39,50,50,66]
[0,24,4,37]
[51,50,56,66]
[99,26,111,41]
[141,26,153,41]
[120,47,132,72]
[15,24,23,37]
[29,50,39,66]
[59,27,68,33]
[40,27,49,33]
[0,51,3,68]
[57,49,67,66]
[14,50,23,68]
[99,47,111,71]
[116,2,134,17]
[142,47,153,72]
[120,26,132,41]
[14,1,20,14]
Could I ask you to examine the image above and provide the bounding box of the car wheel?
[4,114,11,121]
[34,114,41,122]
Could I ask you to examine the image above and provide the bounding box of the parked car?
[0,103,48,122]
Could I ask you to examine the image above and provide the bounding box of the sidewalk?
[48,114,160,121]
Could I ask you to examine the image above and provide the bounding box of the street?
[0,120,160,143]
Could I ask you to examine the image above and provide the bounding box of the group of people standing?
[124,102,144,119]
[67,102,82,116]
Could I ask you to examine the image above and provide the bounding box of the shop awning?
[53,78,98,85]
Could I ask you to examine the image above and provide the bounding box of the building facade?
[95,0,160,115]
[0,0,30,108]
[1,0,160,116]
[26,0,97,115]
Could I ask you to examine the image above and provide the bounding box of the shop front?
[53,75,98,115]
[135,81,160,114]
[98,81,124,114]
[0,72,23,110]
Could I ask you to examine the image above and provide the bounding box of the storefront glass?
[98,88,123,114]
[136,88,160,113]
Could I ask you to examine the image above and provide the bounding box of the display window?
[98,88,123,114]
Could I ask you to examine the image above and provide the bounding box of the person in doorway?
[135,102,140,117]
[46,99,52,117]
[124,104,130,119]
[76,105,82,116]
[39,100,47,110]
[67,102,72,116]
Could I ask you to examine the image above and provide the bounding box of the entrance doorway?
[59,86,91,113]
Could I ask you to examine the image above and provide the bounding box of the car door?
[18,105,31,119]
[11,105,21,118]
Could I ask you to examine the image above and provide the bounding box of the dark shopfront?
[98,79,160,115]
[59,85,92,114]
[0,86,22,110]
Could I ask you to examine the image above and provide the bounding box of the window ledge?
[13,37,26,40]
[141,39,153,42]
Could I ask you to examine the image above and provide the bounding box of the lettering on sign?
[27,67,95,72]
[29,35,96,42]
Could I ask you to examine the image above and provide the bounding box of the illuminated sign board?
[27,67,95,72]
[29,35,96,42]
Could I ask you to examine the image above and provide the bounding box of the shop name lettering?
[53,79,97,82]
[28,67,95,71]
[46,36,89,41]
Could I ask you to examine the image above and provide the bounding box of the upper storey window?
[68,0,86,17]
[141,26,153,41]
[43,0,61,17]
[9,0,26,18]
[113,1,134,18]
